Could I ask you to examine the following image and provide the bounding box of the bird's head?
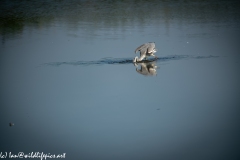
[133,56,138,63]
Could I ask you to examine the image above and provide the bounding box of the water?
[1,0,240,159]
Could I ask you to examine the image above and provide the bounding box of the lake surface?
[1,0,240,160]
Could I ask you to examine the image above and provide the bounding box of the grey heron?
[133,42,157,63]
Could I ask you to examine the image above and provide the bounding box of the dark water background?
[1,0,240,159]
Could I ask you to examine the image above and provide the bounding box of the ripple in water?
[44,55,218,67]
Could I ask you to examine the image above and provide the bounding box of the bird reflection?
[134,61,157,76]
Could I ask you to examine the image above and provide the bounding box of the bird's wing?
[135,43,148,53]
[147,43,155,53]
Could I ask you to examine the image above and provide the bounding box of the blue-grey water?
[1,1,240,160]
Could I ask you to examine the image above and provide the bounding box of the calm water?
[1,0,240,160]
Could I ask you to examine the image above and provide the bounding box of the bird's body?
[133,42,157,63]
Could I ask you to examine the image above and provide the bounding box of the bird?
[133,42,157,63]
